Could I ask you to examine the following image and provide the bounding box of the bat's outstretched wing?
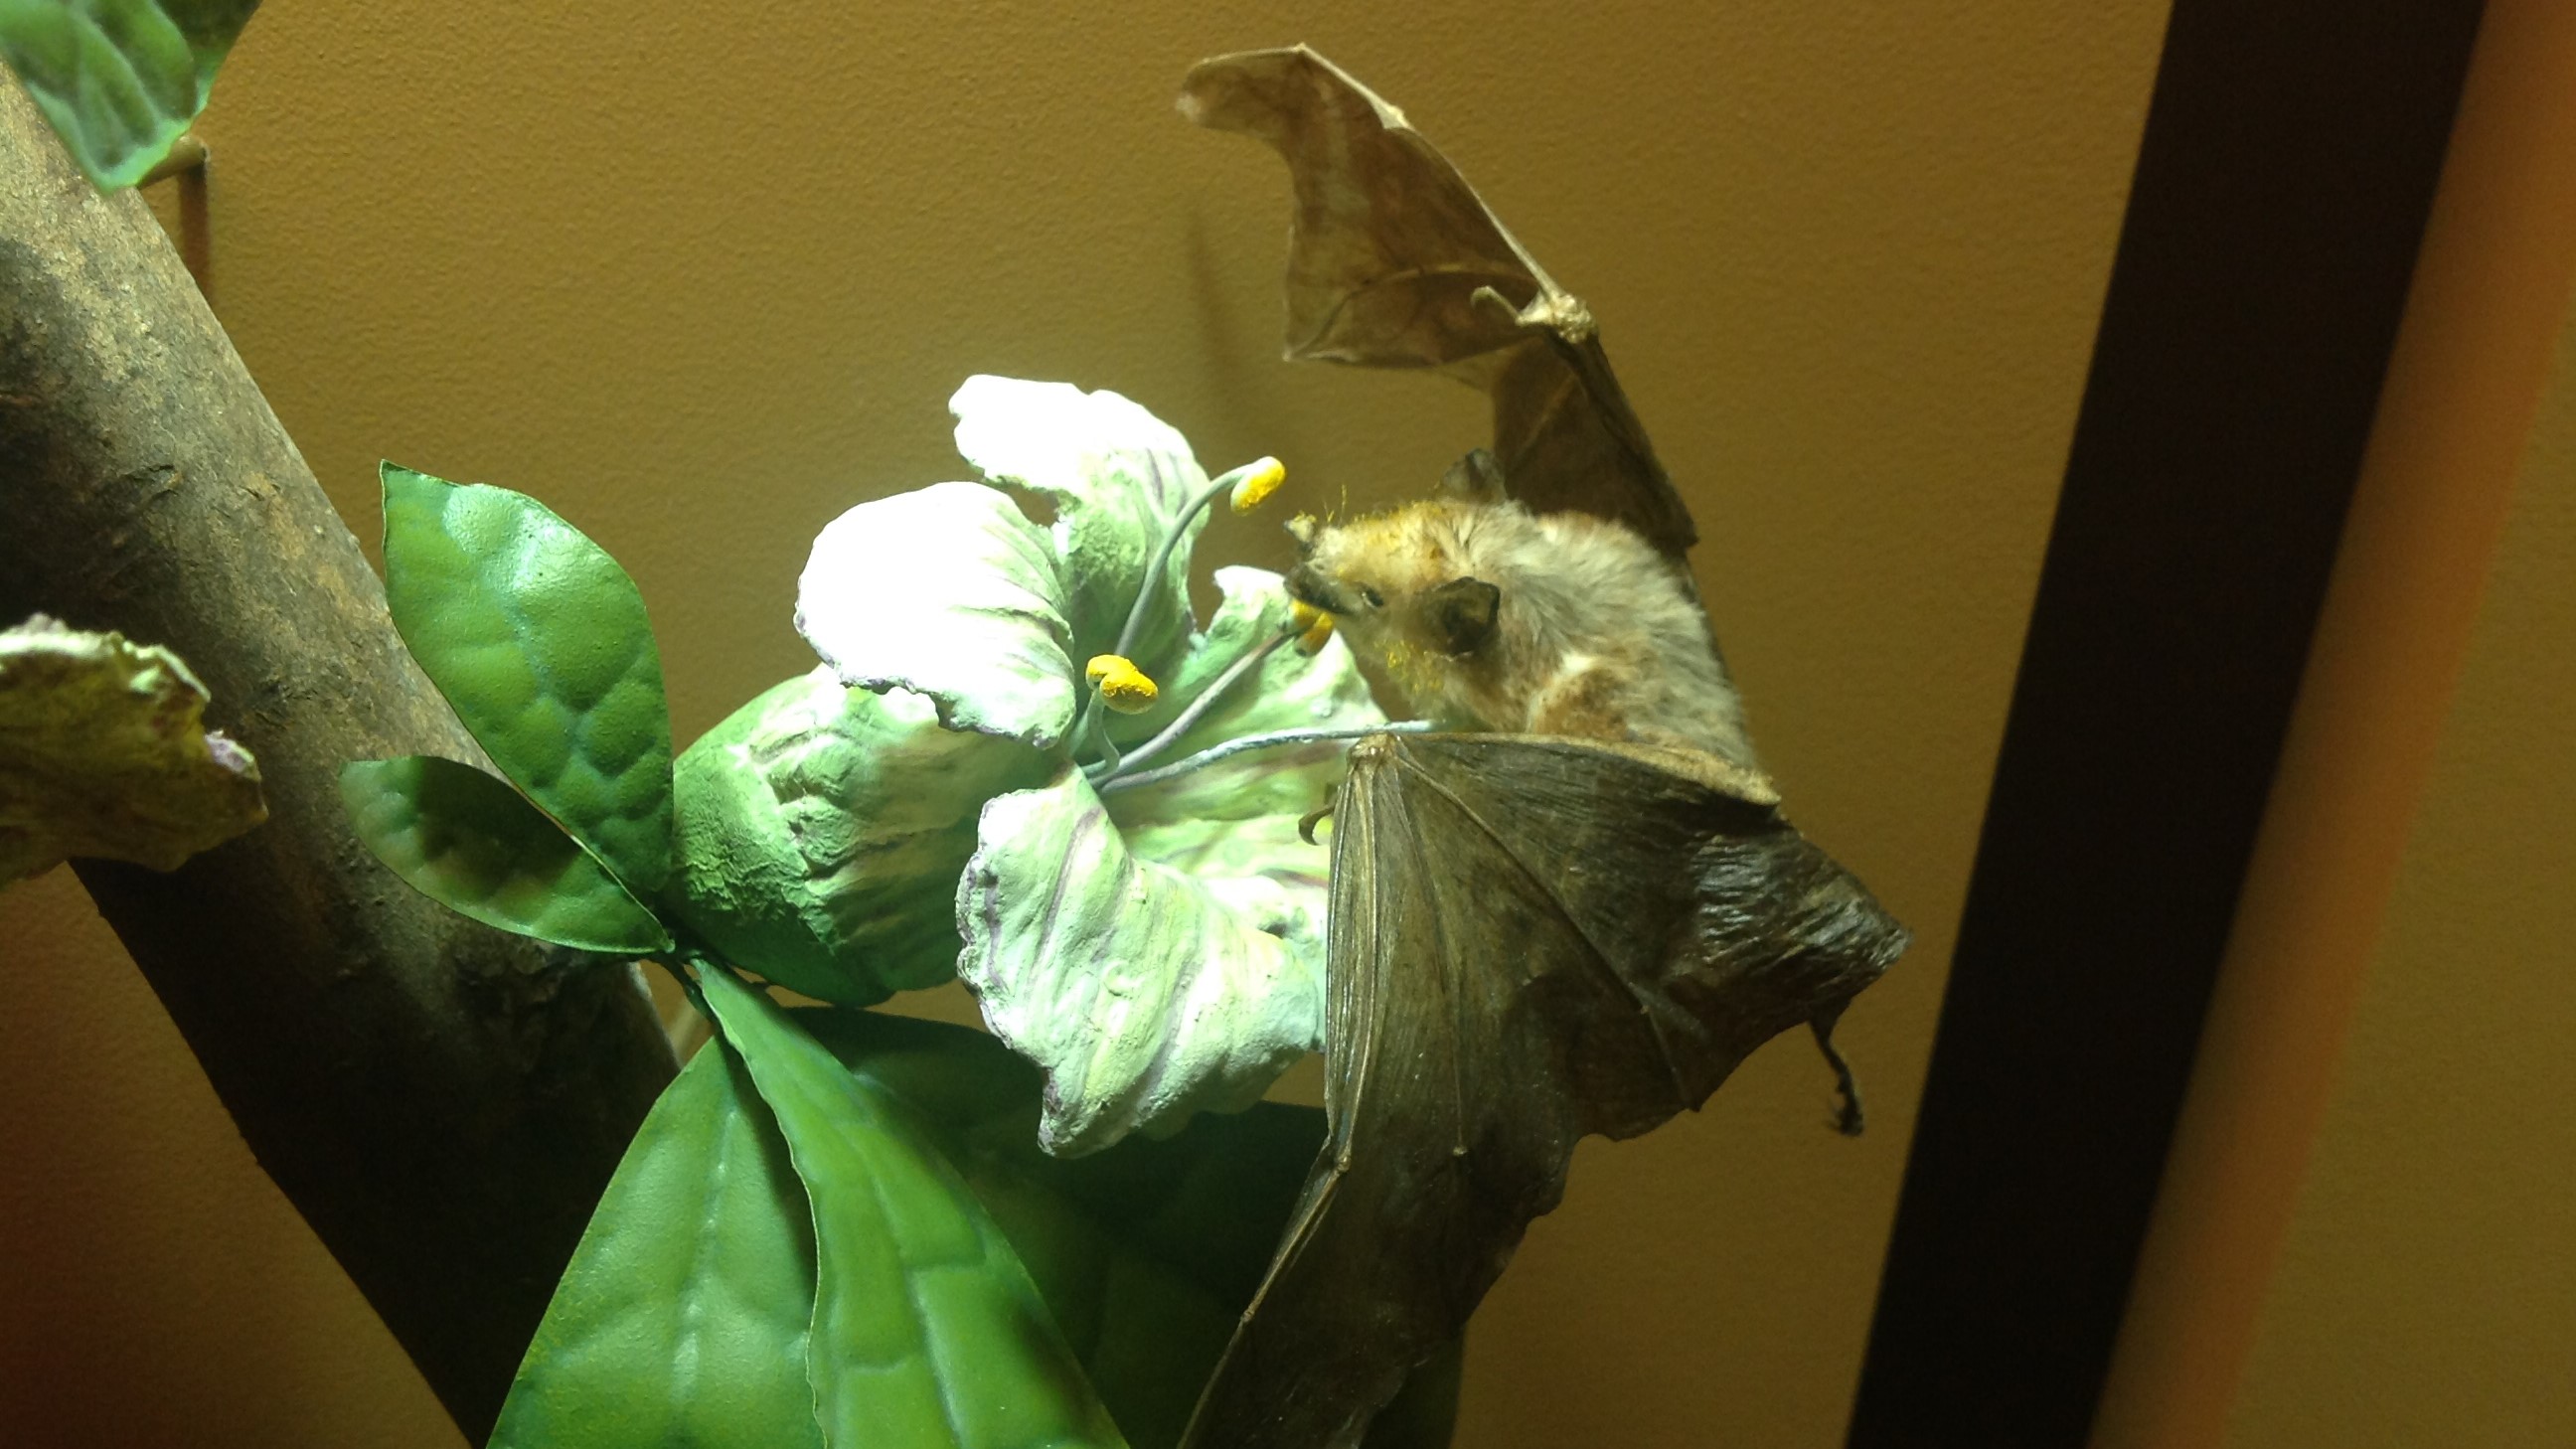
[1180,46,1698,560]
[1181,734,1908,1449]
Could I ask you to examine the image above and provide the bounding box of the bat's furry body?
[1286,496,1759,769]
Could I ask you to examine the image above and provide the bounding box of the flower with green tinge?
[669,377,1386,1155]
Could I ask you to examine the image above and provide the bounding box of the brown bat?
[1178,46,1909,1449]
[1281,461,1761,768]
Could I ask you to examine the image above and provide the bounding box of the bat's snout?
[1283,563,1339,611]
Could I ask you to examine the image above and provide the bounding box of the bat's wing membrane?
[1181,46,1698,560]
[1181,734,1908,1448]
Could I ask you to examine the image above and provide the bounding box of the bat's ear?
[1424,575,1502,655]
[1437,448,1508,505]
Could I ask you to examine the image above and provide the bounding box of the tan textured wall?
[0,3,2170,1445]
[2088,8,2576,1444]
[2214,283,2576,1449]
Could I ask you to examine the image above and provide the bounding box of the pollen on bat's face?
[1282,504,1461,639]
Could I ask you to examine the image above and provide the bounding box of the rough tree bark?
[0,82,675,1440]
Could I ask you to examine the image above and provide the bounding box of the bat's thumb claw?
[1299,802,1336,845]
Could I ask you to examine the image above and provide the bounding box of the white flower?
[676,378,1384,1155]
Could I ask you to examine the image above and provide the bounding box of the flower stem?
[1070,458,1271,764]
[1113,459,1271,661]
[1094,721,1436,795]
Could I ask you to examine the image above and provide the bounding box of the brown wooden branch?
[0,81,675,1441]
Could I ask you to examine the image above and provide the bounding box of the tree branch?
[0,80,675,1441]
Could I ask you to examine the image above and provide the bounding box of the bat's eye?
[1359,585,1385,608]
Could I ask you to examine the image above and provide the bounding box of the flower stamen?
[1085,654,1160,715]
[1228,456,1287,514]
[1092,621,1299,783]
[1072,453,1293,762]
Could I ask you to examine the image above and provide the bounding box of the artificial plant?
[342,381,1457,1447]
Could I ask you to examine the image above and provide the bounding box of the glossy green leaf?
[795,480,1080,752]
[669,667,1050,1006]
[380,462,675,896]
[0,0,255,189]
[762,1010,1463,1443]
[696,967,1127,1449]
[949,376,1211,672]
[789,1005,1458,1449]
[339,755,668,954]
[501,981,1455,1449]
[490,1033,825,1449]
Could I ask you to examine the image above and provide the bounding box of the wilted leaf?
[490,1032,824,1449]
[380,463,676,897]
[670,667,1050,1005]
[340,754,668,955]
[695,966,1127,1449]
[796,480,1082,753]
[0,0,257,189]
[0,615,263,885]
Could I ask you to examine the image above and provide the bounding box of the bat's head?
[1284,502,1503,660]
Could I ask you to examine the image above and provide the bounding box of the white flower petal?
[949,376,1209,670]
[793,481,1078,751]
[957,764,1324,1157]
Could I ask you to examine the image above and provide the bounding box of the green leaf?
[669,667,1050,1005]
[958,764,1325,1157]
[949,376,1211,672]
[490,1033,826,1449]
[380,462,675,897]
[0,0,255,189]
[794,1007,1458,1449]
[500,987,1457,1449]
[696,967,1127,1449]
[795,1009,1313,1449]
[0,614,263,884]
[339,755,668,954]
[795,481,1081,752]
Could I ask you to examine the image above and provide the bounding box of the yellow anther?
[1294,610,1336,657]
[1289,598,1327,633]
[1085,654,1160,715]
[1229,456,1287,514]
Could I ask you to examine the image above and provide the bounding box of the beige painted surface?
[0,867,464,1448]
[2212,285,2576,1449]
[2088,7,2576,1445]
[0,3,2171,1444]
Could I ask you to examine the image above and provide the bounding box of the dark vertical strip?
[1846,4,2485,1446]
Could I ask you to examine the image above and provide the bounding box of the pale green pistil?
[1069,453,1420,791]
